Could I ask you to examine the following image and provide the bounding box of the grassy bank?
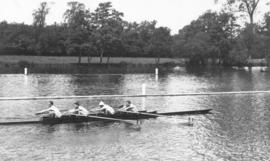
[0,63,181,74]
[0,55,186,74]
[0,55,267,66]
[0,55,268,74]
[0,55,187,65]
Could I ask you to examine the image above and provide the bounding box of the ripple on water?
[1,71,270,160]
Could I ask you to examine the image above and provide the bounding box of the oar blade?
[86,115,135,125]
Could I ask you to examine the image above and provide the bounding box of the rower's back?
[103,104,115,115]
[78,106,89,116]
[49,105,62,118]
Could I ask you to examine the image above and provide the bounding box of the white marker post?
[155,68,159,81]
[141,83,146,111]
[142,83,146,95]
[155,68,158,75]
[24,67,28,75]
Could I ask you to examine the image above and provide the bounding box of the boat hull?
[0,109,212,125]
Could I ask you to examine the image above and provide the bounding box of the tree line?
[0,0,270,65]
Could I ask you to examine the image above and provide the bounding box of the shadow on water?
[185,65,233,77]
[41,121,142,134]
[46,125,58,133]
[0,62,176,74]
[185,65,209,76]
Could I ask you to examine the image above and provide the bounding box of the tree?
[262,12,270,61]
[175,11,238,65]
[215,0,269,59]
[184,32,213,65]
[121,22,142,56]
[33,2,49,28]
[91,2,124,63]
[171,34,186,58]
[137,21,157,56]
[32,2,50,55]
[147,27,172,64]
[63,1,91,63]
[42,24,68,55]
[215,0,260,25]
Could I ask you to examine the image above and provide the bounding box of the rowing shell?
[0,109,212,125]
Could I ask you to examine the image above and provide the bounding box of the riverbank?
[0,62,180,74]
[0,55,187,74]
[0,55,267,65]
[0,55,186,64]
[0,55,268,74]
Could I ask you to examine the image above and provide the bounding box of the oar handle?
[35,112,45,115]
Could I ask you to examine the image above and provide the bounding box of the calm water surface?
[1,67,270,161]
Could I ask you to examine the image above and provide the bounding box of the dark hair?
[126,100,131,104]
[74,102,79,105]
[49,101,54,105]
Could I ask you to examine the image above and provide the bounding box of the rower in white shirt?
[69,102,89,116]
[35,101,62,118]
[91,101,115,115]
[119,100,138,112]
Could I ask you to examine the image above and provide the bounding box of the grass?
[0,55,185,74]
[0,55,187,65]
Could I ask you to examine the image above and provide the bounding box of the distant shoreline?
[0,55,187,74]
[0,55,187,65]
[0,55,267,66]
[0,55,268,74]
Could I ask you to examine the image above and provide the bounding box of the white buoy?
[155,68,158,75]
[155,74,158,82]
[142,83,146,95]
[24,67,28,75]
[141,83,146,110]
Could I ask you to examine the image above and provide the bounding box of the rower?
[68,102,89,116]
[91,101,115,115]
[35,101,62,118]
[119,100,138,112]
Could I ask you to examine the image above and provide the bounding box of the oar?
[0,116,37,120]
[118,110,190,122]
[36,109,71,115]
[117,110,171,118]
[70,114,135,125]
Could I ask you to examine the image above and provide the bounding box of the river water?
[0,67,270,161]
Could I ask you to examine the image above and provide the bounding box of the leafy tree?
[227,24,267,65]
[63,1,91,63]
[262,12,270,61]
[137,21,157,56]
[147,27,172,64]
[42,24,68,55]
[176,11,238,65]
[121,20,161,58]
[91,2,124,63]
[3,0,270,67]
[184,32,213,65]
[121,22,141,56]
[215,0,265,59]
[215,0,261,25]
[33,2,49,28]
[171,34,186,58]
[32,2,50,55]
[0,22,35,53]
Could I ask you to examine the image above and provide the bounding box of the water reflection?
[1,69,270,160]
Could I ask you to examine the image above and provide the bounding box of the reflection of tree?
[36,75,74,96]
[70,75,123,96]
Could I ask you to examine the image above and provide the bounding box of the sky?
[0,0,268,34]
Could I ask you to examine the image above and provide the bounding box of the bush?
[17,61,30,68]
[119,61,128,66]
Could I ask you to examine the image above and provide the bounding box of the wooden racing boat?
[0,109,212,125]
